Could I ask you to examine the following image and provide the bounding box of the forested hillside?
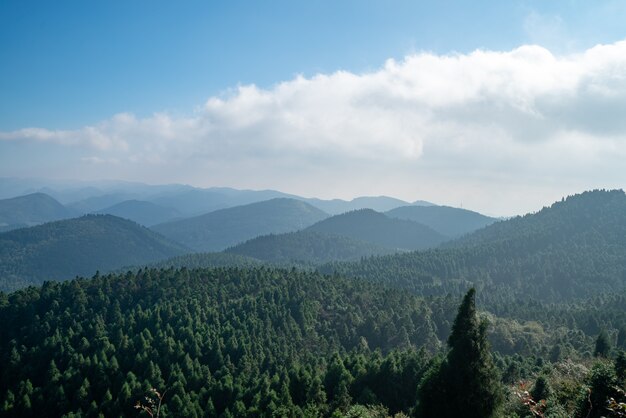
[306,209,447,251]
[0,267,443,417]
[0,215,186,291]
[0,193,76,232]
[152,198,328,252]
[324,190,626,302]
[227,230,396,264]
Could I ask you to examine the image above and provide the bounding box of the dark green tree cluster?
[0,267,443,417]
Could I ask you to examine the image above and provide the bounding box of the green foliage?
[0,266,438,417]
[594,330,611,357]
[416,289,503,418]
[616,351,626,382]
[531,374,552,401]
[580,361,619,418]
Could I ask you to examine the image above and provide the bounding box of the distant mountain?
[0,177,440,218]
[304,196,429,215]
[148,188,298,216]
[386,205,497,238]
[0,214,187,291]
[95,200,181,226]
[325,189,626,302]
[68,193,139,213]
[0,193,76,232]
[227,230,396,264]
[152,198,329,252]
[306,209,447,250]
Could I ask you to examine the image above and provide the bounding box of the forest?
[2,265,626,417]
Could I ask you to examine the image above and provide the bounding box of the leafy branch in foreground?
[134,388,166,418]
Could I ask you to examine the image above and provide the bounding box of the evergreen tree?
[615,351,626,383]
[415,288,503,418]
[530,374,552,401]
[594,330,611,358]
[617,326,626,349]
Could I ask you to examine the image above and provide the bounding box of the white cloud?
[3,41,626,215]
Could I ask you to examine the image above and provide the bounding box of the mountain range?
[151,198,329,252]
[0,177,427,216]
[5,180,618,301]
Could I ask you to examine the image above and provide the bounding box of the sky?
[2,1,626,216]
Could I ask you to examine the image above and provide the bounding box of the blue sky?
[3,0,625,130]
[2,1,626,214]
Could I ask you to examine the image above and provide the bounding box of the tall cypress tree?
[415,288,503,418]
[594,330,611,358]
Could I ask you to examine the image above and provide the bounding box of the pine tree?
[415,288,503,418]
[594,330,611,357]
[615,351,626,382]
[530,374,552,401]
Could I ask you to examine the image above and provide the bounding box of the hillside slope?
[306,209,447,251]
[227,230,397,264]
[152,198,328,252]
[386,205,497,238]
[0,193,76,232]
[0,267,442,416]
[0,215,187,291]
[324,190,626,302]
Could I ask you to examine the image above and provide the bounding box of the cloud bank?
[3,41,626,215]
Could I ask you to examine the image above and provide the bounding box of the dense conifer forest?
[2,265,626,417]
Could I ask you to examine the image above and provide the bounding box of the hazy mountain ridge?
[306,208,447,251]
[225,209,447,265]
[0,193,77,232]
[386,204,498,238]
[304,195,432,215]
[95,200,182,226]
[151,198,329,252]
[0,177,435,217]
[0,214,187,291]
